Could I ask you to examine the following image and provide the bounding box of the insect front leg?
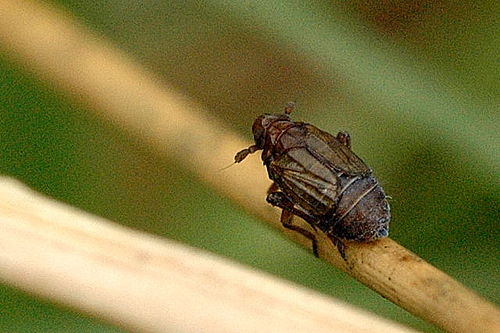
[266,191,319,257]
[266,182,279,195]
[336,131,351,149]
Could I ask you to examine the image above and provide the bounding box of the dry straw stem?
[0,177,417,333]
[0,0,498,332]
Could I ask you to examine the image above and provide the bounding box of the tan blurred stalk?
[0,1,498,332]
[0,177,418,333]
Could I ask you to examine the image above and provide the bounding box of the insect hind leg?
[327,234,347,261]
[266,191,319,257]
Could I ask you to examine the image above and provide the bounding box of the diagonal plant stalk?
[0,1,498,332]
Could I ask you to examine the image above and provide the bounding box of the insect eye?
[253,124,265,147]
[251,115,267,148]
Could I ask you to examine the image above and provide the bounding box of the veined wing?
[270,147,338,215]
[304,124,371,176]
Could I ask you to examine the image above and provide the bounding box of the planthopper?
[234,102,390,259]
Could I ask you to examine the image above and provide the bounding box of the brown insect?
[234,102,390,259]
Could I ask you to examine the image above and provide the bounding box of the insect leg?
[284,101,296,114]
[266,183,279,195]
[266,192,319,257]
[336,131,351,149]
[267,184,318,231]
[267,192,317,228]
[281,210,320,257]
[327,234,347,261]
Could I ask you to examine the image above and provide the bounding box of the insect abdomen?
[330,175,390,241]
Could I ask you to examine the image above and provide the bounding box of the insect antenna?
[220,144,260,171]
[218,162,236,171]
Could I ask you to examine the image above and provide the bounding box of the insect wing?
[269,147,339,215]
[304,124,371,176]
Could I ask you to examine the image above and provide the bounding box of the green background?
[0,1,498,332]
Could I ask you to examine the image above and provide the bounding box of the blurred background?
[0,0,498,332]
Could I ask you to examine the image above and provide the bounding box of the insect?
[234,102,390,259]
